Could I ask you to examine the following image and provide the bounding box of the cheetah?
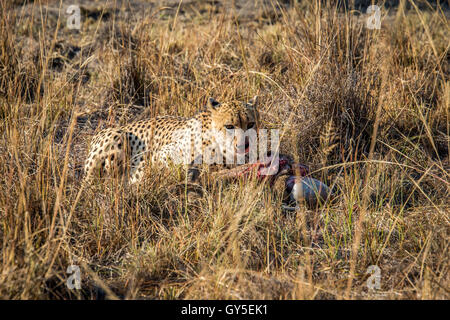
[84,97,259,184]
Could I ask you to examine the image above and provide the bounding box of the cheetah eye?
[224,125,235,130]
[247,122,255,129]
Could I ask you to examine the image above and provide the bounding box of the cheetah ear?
[207,97,220,110]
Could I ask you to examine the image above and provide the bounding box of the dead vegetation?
[0,0,448,299]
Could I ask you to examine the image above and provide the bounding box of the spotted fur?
[84,97,259,184]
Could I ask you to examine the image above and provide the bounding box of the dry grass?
[0,0,448,299]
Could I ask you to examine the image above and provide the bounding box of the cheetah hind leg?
[82,152,125,186]
[129,155,146,184]
[83,140,128,186]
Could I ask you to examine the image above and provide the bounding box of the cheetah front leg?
[187,165,201,183]
[186,153,203,183]
[151,144,201,183]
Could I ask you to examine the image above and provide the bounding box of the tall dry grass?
[0,0,448,299]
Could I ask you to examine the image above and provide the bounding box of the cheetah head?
[206,97,260,161]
